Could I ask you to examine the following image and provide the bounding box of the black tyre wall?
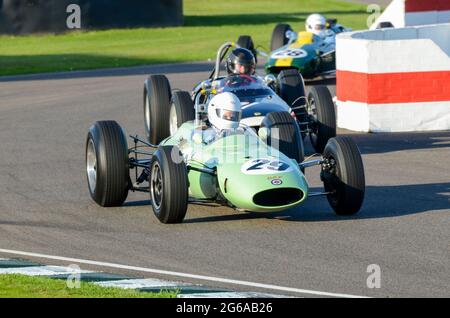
[144,74,172,145]
[171,91,195,129]
[150,146,188,224]
[322,137,365,215]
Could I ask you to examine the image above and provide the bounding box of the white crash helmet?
[306,14,327,37]
[207,92,242,130]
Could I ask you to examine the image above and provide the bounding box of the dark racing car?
[144,40,337,153]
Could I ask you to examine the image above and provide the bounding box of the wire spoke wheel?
[322,156,339,205]
[307,94,319,146]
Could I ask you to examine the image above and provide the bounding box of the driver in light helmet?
[306,13,327,38]
[191,92,242,145]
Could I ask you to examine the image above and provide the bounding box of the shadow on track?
[303,131,450,157]
[338,131,450,155]
[183,183,450,224]
[305,78,336,86]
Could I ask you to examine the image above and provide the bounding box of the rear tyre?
[149,146,188,224]
[86,121,129,207]
[237,35,258,63]
[261,111,305,163]
[169,91,195,135]
[322,137,365,215]
[270,23,293,51]
[144,75,172,145]
[307,86,336,153]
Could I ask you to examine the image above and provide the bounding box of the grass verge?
[0,0,369,76]
[0,274,177,298]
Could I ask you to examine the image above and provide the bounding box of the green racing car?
[263,15,351,79]
[85,74,365,224]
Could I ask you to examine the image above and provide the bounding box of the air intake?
[253,188,303,207]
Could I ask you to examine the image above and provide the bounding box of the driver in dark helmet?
[223,48,257,89]
[226,48,256,76]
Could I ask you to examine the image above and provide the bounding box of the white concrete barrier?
[371,0,450,29]
[336,23,450,132]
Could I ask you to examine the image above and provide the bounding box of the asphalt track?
[0,63,449,297]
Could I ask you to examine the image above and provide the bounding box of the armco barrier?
[336,23,450,132]
[371,0,450,29]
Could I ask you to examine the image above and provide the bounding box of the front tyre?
[86,121,130,207]
[150,146,188,224]
[307,86,336,153]
[322,137,365,215]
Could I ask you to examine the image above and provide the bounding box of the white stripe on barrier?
[337,100,450,132]
[337,24,450,74]
[0,248,368,298]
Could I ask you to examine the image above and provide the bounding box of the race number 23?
[272,48,307,59]
[242,158,293,174]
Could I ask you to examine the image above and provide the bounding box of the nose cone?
[216,157,309,212]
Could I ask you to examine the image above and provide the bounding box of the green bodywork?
[160,122,309,212]
[265,32,336,79]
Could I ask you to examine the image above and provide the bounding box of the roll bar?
[213,41,234,80]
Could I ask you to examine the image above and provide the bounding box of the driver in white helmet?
[306,14,327,38]
[192,92,242,145]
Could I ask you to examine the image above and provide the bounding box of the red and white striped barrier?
[336,23,450,132]
[371,0,450,29]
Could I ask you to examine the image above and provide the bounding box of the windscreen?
[216,75,273,103]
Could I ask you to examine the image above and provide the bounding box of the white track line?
[0,248,368,298]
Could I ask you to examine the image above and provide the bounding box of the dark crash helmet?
[226,48,256,76]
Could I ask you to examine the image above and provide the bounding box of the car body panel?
[160,121,309,212]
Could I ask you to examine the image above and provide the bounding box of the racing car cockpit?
[213,75,287,127]
[191,42,291,129]
[216,75,272,103]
